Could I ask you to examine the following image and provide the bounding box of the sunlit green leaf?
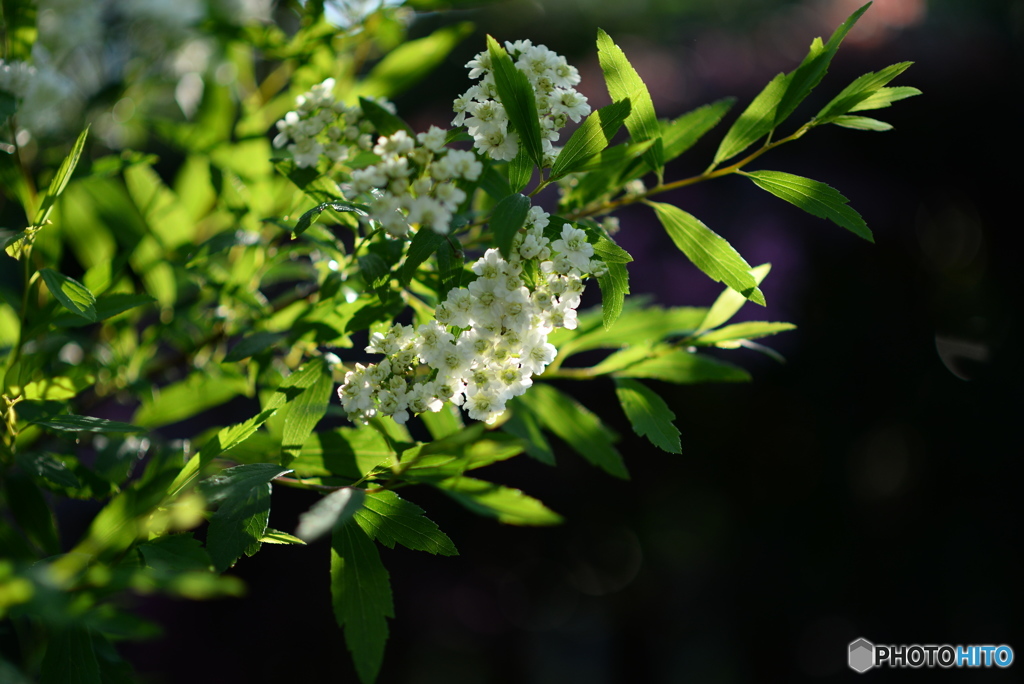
[774,3,871,126]
[713,72,790,165]
[744,170,872,242]
[280,357,333,468]
[34,126,89,227]
[829,115,893,131]
[692,321,796,345]
[39,268,97,322]
[614,378,680,454]
[354,490,457,555]
[435,476,562,525]
[597,261,629,330]
[596,29,663,174]
[848,86,921,112]
[649,201,765,305]
[612,348,751,384]
[697,263,772,333]
[488,36,544,168]
[551,99,631,180]
[816,62,915,121]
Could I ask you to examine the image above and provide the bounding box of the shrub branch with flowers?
[0,1,917,681]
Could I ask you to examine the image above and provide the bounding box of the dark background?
[123,0,1022,681]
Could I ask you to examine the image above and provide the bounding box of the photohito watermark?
[848,638,1014,673]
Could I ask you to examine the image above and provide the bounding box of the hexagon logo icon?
[849,638,875,673]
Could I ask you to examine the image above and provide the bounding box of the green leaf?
[356,23,474,99]
[435,476,562,525]
[661,98,735,162]
[614,378,680,454]
[478,163,512,201]
[816,62,914,121]
[39,268,97,322]
[698,263,772,333]
[359,252,392,302]
[259,528,307,545]
[358,97,414,137]
[692,321,796,345]
[399,227,445,287]
[280,358,333,468]
[133,370,250,429]
[597,261,629,330]
[592,235,633,264]
[169,406,279,499]
[490,193,530,260]
[4,473,60,555]
[744,170,872,242]
[34,126,89,227]
[354,490,458,555]
[502,400,555,465]
[295,488,367,543]
[274,159,345,204]
[331,521,394,684]
[596,29,663,175]
[551,99,631,180]
[53,292,157,327]
[847,86,921,112]
[31,415,144,433]
[551,301,707,359]
[437,237,465,301]
[294,201,368,236]
[713,72,790,164]
[508,146,533,193]
[199,463,292,571]
[774,3,871,126]
[521,383,627,479]
[487,36,544,168]
[419,405,464,440]
[649,201,765,305]
[570,139,655,175]
[138,533,213,575]
[828,115,893,131]
[613,348,751,384]
[16,452,81,489]
[40,626,101,684]
[224,331,286,362]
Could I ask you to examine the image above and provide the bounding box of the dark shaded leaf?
[490,193,530,259]
[331,521,394,684]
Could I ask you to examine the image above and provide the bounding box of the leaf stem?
[567,124,811,221]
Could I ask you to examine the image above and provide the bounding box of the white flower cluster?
[338,208,605,425]
[452,39,591,163]
[273,79,480,239]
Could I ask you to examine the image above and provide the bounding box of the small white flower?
[417,125,448,152]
